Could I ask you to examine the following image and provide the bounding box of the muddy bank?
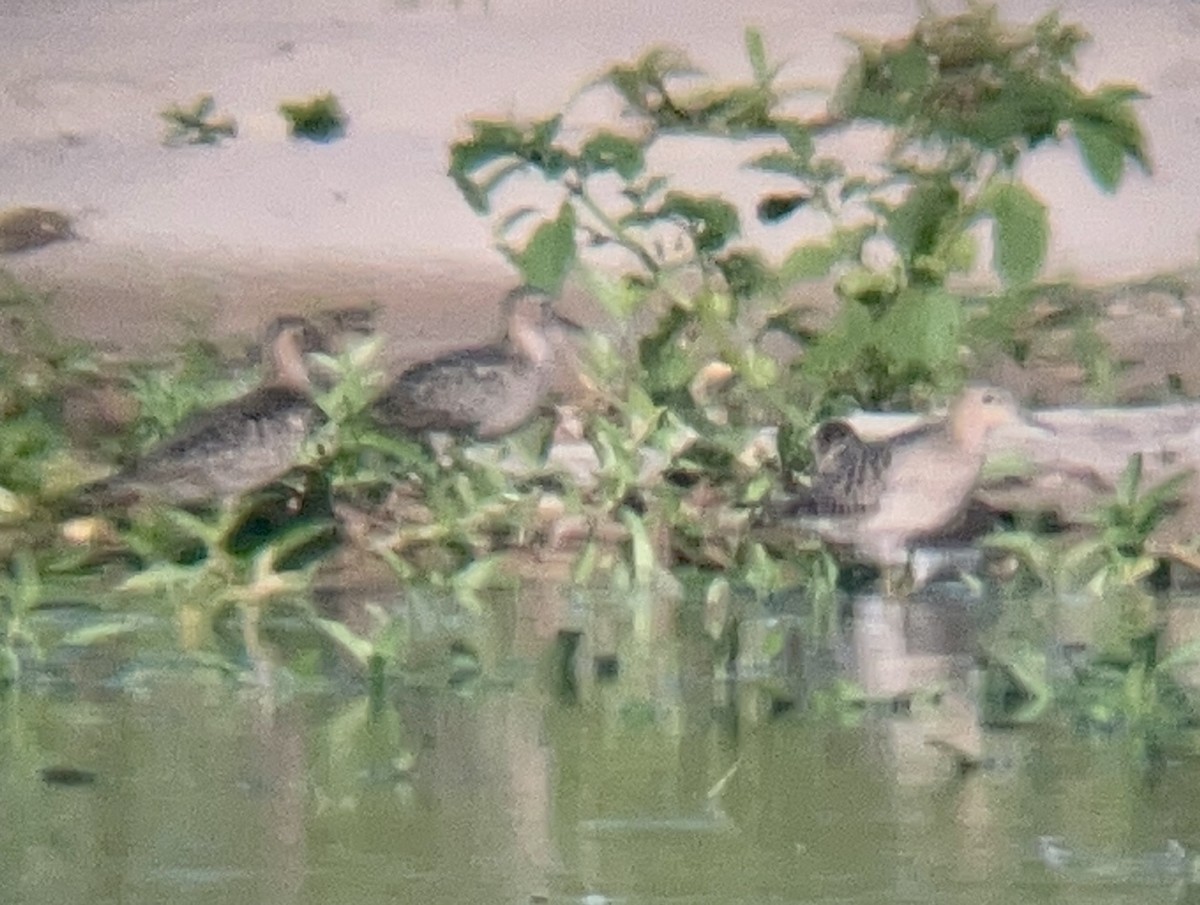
[7,236,1200,412]
[1,242,605,368]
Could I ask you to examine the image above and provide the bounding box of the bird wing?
[809,420,941,515]
[146,386,319,464]
[374,345,530,433]
[86,386,322,505]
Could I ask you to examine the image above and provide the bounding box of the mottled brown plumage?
[78,318,327,509]
[782,385,1050,578]
[0,206,75,253]
[371,288,581,440]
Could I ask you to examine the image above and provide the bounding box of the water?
[4,586,1200,905]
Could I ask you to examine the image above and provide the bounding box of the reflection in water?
[4,589,1200,904]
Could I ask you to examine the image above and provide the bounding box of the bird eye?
[982,392,996,404]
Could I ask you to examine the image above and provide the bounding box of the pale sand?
[2,0,1198,354]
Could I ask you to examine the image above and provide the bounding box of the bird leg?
[880,563,916,600]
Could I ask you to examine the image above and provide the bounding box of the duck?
[772,385,1051,592]
[77,317,328,510]
[0,206,76,254]
[370,287,582,440]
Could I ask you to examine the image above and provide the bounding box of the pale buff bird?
[778,385,1051,592]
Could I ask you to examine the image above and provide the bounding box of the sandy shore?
[3,0,1199,354]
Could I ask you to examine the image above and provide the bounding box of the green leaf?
[887,177,959,262]
[513,203,577,294]
[653,410,699,459]
[657,192,740,255]
[1072,117,1125,193]
[119,562,208,594]
[980,182,1048,285]
[61,616,149,647]
[449,116,566,211]
[0,645,18,685]
[746,28,769,84]
[623,384,666,442]
[715,249,776,298]
[449,122,526,206]
[944,232,978,273]
[1116,452,1143,506]
[983,642,1051,723]
[887,42,933,95]
[801,299,874,381]
[983,531,1054,584]
[579,131,645,180]
[780,242,838,283]
[263,520,337,570]
[642,342,694,398]
[832,225,874,259]
[620,508,657,587]
[747,150,806,177]
[278,92,346,143]
[743,473,774,504]
[704,576,731,640]
[776,119,815,158]
[1079,83,1152,175]
[580,272,647,320]
[1058,537,1106,589]
[162,508,222,546]
[742,542,781,599]
[740,348,779,389]
[313,617,374,667]
[876,287,962,371]
[451,555,506,612]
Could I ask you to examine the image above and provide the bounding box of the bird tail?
[61,475,138,517]
[754,490,823,526]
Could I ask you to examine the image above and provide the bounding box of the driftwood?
[844,402,1200,543]
[479,400,1200,549]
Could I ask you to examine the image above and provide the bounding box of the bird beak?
[1023,411,1056,435]
[547,309,588,336]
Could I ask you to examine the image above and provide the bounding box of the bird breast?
[861,442,985,536]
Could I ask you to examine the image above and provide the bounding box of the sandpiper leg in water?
[776,385,1053,598]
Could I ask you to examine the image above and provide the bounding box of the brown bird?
[77,317,328,510]
[371,288,582,440]
[777,385,1051,591]
[0,206,76,254]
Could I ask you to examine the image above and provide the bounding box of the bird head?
[502,287,587,366]
[262,316,327,390]
[264,316,327,354]
[949,384,1052,451]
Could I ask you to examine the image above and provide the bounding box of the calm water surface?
[3,593,1200,905]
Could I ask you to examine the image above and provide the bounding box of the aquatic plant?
[279,92,347,142]
[450,6,1147,418]
[1061,453,1189,595]
[0,6,1158,693]
[160,94,237,146]
[448,5,1148,620]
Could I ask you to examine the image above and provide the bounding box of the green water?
[3,605,1200,904]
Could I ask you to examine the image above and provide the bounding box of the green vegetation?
[279,92,347,142]
[978,452,1200,763]
[160,94,238,146]
[451,6,1144,415]
[3,5,1198,756]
